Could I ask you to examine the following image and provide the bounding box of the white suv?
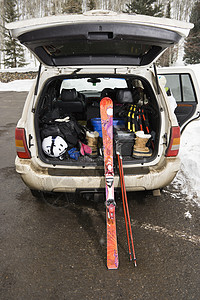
[7,11,200,197]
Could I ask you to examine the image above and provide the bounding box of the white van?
[7,11,200,197]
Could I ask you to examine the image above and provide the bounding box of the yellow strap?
[128,105,133,131]
[131,105,137,132]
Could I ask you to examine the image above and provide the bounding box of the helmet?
[42,136,68,158]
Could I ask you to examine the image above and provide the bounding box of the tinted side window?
[181,74,196,102]
[164,73,196,102]
[164,74,181,101]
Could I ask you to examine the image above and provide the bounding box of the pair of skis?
[100,97,136,269]
[100,97,118,269]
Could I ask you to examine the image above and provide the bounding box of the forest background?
[0,0,199,69]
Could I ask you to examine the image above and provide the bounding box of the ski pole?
[117,152,132,262]
[116,143,137,266]
[119,155,137,266]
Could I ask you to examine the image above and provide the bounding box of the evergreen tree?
[183,1,200,64]
[124,0,164,17]
[3,0,26,68]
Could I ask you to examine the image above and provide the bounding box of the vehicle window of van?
[60,78,127,92]
[164,74,181,101]
[163,73,196,102]
[182,74,196,102]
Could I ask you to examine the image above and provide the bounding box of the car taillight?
[165,126,180,157]
[15,128,31,159]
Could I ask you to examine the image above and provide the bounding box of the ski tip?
[134,260,137,267]
[101,96,113,103]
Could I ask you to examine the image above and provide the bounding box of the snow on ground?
[172,120,200,207]
[0,79,35,91]
[0,66,39,73]
[0,65,200,206]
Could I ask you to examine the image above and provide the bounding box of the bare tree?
[172,0,195,21]
[0,0,5,68]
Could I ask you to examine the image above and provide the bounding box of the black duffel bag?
[41,118,86,148]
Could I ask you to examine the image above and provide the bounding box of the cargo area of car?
[34,75,161,167]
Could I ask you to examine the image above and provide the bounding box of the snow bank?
[0,66,39,73]
[0,79,35,92]
[173,120,200,206]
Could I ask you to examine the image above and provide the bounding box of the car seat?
[54,88,85,119]
[115,88,134,104]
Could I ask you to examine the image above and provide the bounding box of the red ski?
[100,97,119,270]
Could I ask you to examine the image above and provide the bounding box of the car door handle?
[88,32,114,40]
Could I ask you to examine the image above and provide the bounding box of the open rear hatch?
[7,11,193,67]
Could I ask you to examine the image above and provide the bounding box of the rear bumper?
[15,156,181,193]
